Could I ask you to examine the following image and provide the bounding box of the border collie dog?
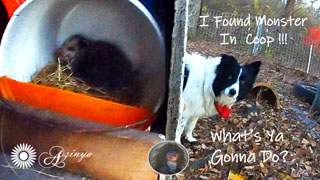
[175,53,261,143]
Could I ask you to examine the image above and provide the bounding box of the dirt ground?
[177,41,320,180]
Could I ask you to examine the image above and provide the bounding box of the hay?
[31,58,113,100]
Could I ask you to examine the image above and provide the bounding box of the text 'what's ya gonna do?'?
[209,129,290,166]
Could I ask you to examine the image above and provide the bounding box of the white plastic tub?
[0,0,165,111]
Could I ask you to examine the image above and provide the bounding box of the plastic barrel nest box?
[0,0,165,130]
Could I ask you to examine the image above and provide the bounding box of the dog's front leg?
[175,117,188,144]
[185,117,199,142]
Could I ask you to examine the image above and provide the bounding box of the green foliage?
[202,5,208,14]
[264,48,274,59]
[313,50,320,60]
[254,0,260,11]
[237,38,252,49]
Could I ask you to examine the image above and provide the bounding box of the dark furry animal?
[57,35,135,90]
[56,35,140,104]
[70,40,135,90]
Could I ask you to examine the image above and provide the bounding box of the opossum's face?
[57,35,89,63]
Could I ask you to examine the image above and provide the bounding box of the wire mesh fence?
[195,9,320,78]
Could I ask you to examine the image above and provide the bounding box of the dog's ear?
[219,54,238,65]
[220,54,231,59]
[247,61,261,76]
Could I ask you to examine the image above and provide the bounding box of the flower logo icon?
[11,143,37,169]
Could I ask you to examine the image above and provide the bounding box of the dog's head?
[212,54,261,107]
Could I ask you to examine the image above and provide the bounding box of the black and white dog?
[175,52,261,143]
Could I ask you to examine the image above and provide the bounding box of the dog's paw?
[175,138,181,144]
[186,136,197,142]
[158,134,166,140]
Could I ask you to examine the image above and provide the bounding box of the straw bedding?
[31,59,123,103]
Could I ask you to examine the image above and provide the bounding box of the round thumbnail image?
[148,141,189,175]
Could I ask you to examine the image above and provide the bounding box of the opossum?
[56,35,142,104]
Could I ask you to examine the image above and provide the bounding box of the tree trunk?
[284,0,295,19]
[188,0,202,39]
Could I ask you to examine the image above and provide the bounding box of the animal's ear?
[247,61,261,76]
[68,35,90,48]
[78,39,89,49]
[220,54,230,59]
[220,54,238,64]
[74,35,89,48]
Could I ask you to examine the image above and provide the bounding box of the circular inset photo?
[148,141,189,175]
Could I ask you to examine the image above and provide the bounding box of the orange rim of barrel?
[0,76,154,130]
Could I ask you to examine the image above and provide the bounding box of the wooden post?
[162,1,189,179]
[188,0,202,39]
[166,0,188,142]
